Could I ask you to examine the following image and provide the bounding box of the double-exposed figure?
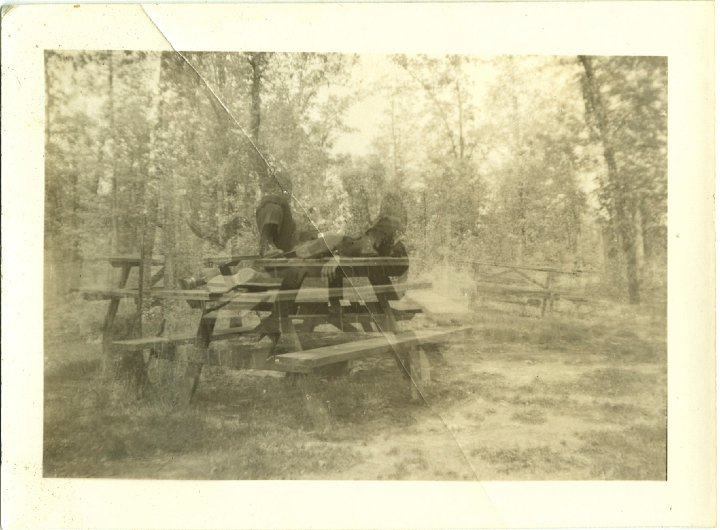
[183,173,410,347]
[253,177,409,341]
[256,185,408,277]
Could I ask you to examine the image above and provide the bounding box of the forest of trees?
[45,51,667,307]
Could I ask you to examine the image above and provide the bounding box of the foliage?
[579,56,667,301]
[44,52,666,306]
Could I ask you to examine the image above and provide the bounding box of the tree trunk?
[508,58,526,266]
[136,52,170,335]
[108,52,120,254]
[390,96,400,185]
[67,172,83,293]
[456,79,465,160]
[579,55,640,303]
[161,153,179,334]
[248,53,263,143]
[634,207,646,271]
[46,54,84,295]
[158,52,177,328]
[422,189,428,259]
[44,52,59,299]
[516,181,526,266]
[247,53,270,194]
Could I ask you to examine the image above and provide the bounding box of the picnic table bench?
[82,254,470,404]
[453,259,591,316]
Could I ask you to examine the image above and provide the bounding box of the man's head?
[379,193,407,231]
[365,216,403,254]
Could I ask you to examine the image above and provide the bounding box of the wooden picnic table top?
[98,253,408,270]
[81,281,432,303]
[206,256,410,268]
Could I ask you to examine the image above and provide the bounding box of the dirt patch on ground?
[44,310,666,480]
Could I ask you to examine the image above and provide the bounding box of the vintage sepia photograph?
[42,50,669,481]
[3,2,716,527]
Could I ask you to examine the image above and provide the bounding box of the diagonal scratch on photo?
[44,51,667,480]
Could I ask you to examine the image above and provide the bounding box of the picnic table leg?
[376,291,430,401]
[219,263,244,329]
[114,344,151,396]
[280,313,303,353]
[178,309,215,406]
[327,277,361,333]
[102,264,132,374]
[348,302,375,332]
[540,272,555,317]
[376,294,412,378]
[408,346,431,402]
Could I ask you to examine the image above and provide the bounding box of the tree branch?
[396,61,458,159]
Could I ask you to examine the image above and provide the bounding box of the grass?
[387,449,430,479]
[511,408,547,424]
[473,313,665,364]
[574,367,652,397]
[577,424,667,480]
[597,401,651,422]
[472,446,582,475]
[43,353,416,478]
[44,304,667,480]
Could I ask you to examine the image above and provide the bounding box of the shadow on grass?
[44,356,416,478]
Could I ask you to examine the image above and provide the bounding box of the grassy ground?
[44,304,666,480]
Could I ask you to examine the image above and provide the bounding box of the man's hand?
[262,246,284,258]
[321,261,340,282]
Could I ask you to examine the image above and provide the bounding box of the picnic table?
[82,254,470,404]
[452,258,591,316]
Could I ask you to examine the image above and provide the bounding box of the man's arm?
[259,223,283,257]
[256,200,286,256]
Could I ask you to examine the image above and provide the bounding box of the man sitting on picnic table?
[256,172,320,257]
[254,192,409,345]
[183,175,409,335]
[181,172,316,290]
[254,177,408,282]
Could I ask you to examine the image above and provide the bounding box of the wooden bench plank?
[473,281,551,298]
[112,335,195,351]
[271,326,471,372]
[473,281,585,299]
[142,282,432,304]
[104,255,165,267]
[227,282,432,304]
[82,287,195,301]
[204,255,263,266]
[211,325,256,339]
[81,288,142,300]
[112,326,257,351]
[388,300,423,313]
[290,313,376,321]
